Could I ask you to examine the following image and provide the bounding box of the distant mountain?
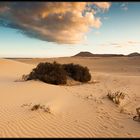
[73,51,124,57]
[127,52,140,57]
[74,52,94,57]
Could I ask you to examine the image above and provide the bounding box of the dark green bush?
[27,61,91,85]
[63,63,91,82]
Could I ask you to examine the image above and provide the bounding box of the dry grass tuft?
[31,104,40,111]
[107,90,126,105]
[22,74,30,81]
[44,107,51,113]
[133,107,140,122]
[29,103,51,113]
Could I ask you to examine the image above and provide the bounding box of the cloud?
[120,2,128,11]
[0,3,10,13]
[103,16,109,20]
[93,2,111,10]
[0,2,111,44]
[128,41,140,45]
[104,40,140,48]
[122,6,128,11]
[94,31,101,36]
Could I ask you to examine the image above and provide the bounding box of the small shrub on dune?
[27,61,67,85]
[63,63,91,82]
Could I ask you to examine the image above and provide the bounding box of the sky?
[0,2,140,58]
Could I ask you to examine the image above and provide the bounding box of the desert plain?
[0,56,140,137]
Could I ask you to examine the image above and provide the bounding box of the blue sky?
[0,2,140,58]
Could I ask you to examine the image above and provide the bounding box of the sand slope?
[0,58,140,137]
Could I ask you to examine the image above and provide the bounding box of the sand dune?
[0,58,140,137]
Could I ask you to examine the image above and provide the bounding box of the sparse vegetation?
[107,90,126,104]
[22,74,30,81]
[133,107,140,122]
[44,107,51,113]
[31,104,40,111]
[26,61,91,85]
[30,103,51,113]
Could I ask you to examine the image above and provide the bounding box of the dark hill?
[74,52,94,57]
[73,51,124,57]
[128,52,140,57]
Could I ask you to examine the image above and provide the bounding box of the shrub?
[107,90,125,104]
[63,63,91,82]
[27,61,67,85]
[27,61,91,85]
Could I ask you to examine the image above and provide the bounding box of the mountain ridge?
[73,51,140,57]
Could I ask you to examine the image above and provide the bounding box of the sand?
[0,57,140,137]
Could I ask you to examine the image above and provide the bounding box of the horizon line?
[1,51,140,59]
